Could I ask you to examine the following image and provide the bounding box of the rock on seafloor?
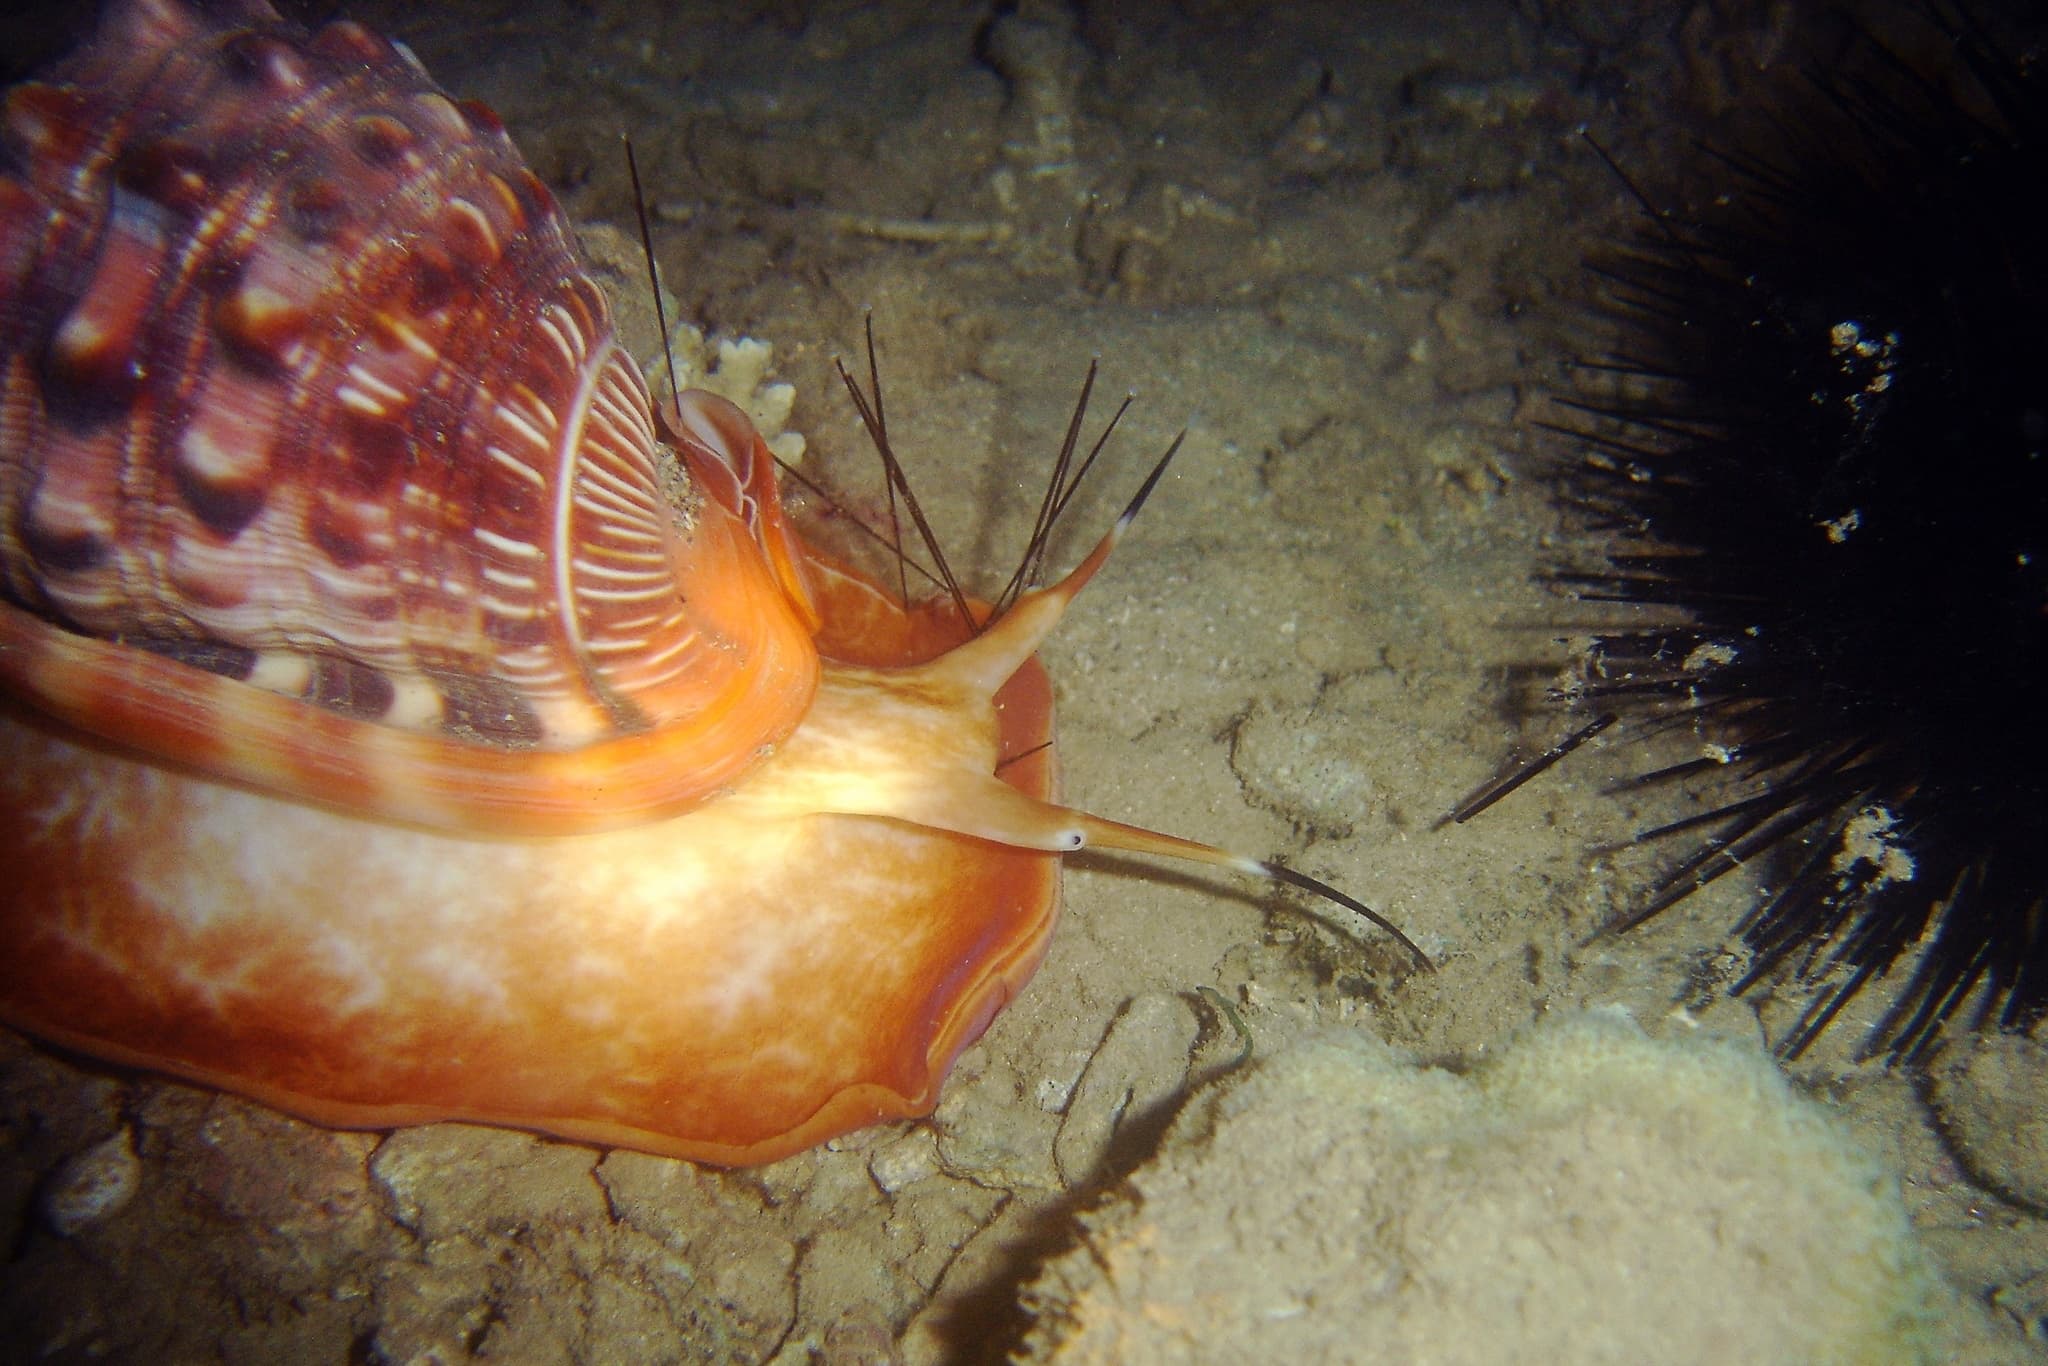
[1929,1032,2048,1212]
[39,1129,140,1237]
[1017,1009,2011,1365]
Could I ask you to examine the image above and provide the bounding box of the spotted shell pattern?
[0,0,821,830]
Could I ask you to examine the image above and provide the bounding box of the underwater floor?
[2,1,2044,1360]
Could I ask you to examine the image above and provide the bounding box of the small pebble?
[43,1128,141,1236]
[867,1132,940,1194]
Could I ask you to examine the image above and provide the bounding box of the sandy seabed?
[3,1,2045,1361]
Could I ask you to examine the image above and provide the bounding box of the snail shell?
[0,0,821,833]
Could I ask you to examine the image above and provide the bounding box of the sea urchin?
[1541,4,2048,1063]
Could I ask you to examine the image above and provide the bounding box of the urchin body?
[1551,7,2048,1060]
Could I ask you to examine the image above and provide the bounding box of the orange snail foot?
[0,631,1060,1167]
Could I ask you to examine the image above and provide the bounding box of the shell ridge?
[0,595,820,833]
[548,330,650,735]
